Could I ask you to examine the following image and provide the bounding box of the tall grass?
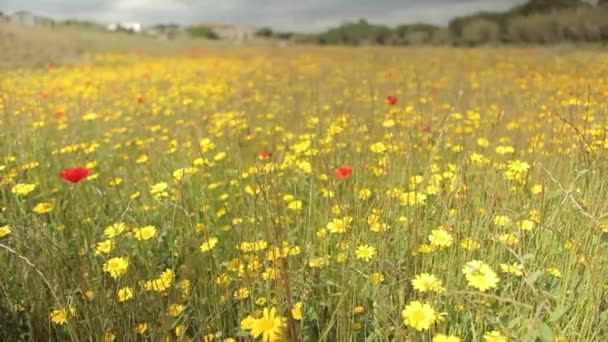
[1,47,608,341]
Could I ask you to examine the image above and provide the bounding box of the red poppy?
[260,151,272,159]
[137,96,144,104]
[54,111,65,118]
[59,167,90,183]
[421,124,431,133]
[335,166,353,179]
[385,95,398,106]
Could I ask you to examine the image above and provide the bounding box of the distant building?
[198,22,255,41]
[107,22,143,33]
[144,23,181,39]
[9,11,41,26]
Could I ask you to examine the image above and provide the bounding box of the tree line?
[257,0,608,46]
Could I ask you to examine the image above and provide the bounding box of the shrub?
[461,18,500,45]
[186,25,219,39]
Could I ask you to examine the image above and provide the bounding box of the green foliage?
[461,18,501,45]
[507,5,608,43]
[512,0,585,16]
[255,27,274,38]
[316,19,393,45]
[186,25,219,39]
[300,0,607,46]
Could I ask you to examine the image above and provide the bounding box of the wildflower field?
[1,47,608,341]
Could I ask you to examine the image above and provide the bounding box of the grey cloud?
[1,0,529,31]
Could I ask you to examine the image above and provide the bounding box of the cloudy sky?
[2,0,531,32]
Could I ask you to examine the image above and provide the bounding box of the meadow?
[1,46,608,341]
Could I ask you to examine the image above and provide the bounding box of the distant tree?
[186,25,219,39]
[448,11,509,42]
[316,19,392,45]
[394,23,438,44]
[599,0,608,5]
[274,32,294,40]
[255,27,274,38]
[461,18,500,45]
[512,0,583,15]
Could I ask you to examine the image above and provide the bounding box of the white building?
[107,22,143,33]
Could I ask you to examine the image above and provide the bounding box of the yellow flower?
[428,229,453,248]
[143,268,174,292]
[117,287,134,302]
[497,233,519,246]
[460,237,480,250]
[103,257,129,279]
[179,279,192,298]
[0,225,11,238]
[291,302,303,320]
[82,112,99,121]
[103,332,116,342]
[326,217,352,234]
[531,184,544,195]
[133,225,157,241]
[167,303,185,317]
[353,305,365,314]
[370,142,387,153]
[355,244,377,261]
[84,290,95,300]
[287,200,303,210]
[399,191,427,206]
[108,177,123,187]
[50,307,76,325]
[483,330,508,342]
[136,155,149,164]
[308,256,330,268]
[412,273,445,294]
[493,215,511,226]
[401,301,437,331]
[200,236,219,252]
[104,222,127,238]
[172,167,198,181]
[32,202,54,214]
[135,323,148,335]
[370,272,384,285]
[241,307,286,342]
[500,263,524,276]
[462,260,500,292]
[11,183,36,196]
[517,219,535,231]
[150,182,169,198]
[175,325,186,337]
[95,240,114,254]
[233,287,250,300]
[358,188,372,200]
[547,267,562,278]
[433,334,462,342]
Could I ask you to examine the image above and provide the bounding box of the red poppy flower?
[59,167,90,183]
[55,111,65,118]
[385,95,398,106]
[260,151,272,159]
[137,96,144,104]
[421,124,431,133]
[335,166,353,179]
